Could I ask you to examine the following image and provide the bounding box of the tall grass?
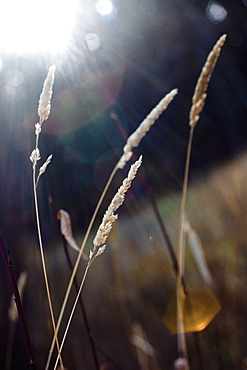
[1,34,228,370]
[45,88,178,370]
[30,65,64,370]
[176,35,226,368]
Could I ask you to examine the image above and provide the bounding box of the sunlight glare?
[95,0,114,16]
[0,0,78,53]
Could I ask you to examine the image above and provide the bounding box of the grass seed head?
[92,156,142,258]
[38,65,56,124]
[117,89,178,169]
[189,34,226,127]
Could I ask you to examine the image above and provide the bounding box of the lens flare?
[95,0,114,16]
[206,1,227,23]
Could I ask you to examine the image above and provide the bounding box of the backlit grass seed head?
[92,156,142,255]
[117,89,178,169]
[30,148,41,164]
[35,154,53,186]
[38,154,53,175]
[189,34,226,127]
[38,65,56,124]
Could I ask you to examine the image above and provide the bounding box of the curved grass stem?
[53,263,90,370]
[45,163,119,370]
[46,89,177,368]
[32,138,64,370]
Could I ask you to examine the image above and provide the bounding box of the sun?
[0,0,78,53]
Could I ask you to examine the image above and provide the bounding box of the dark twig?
[143,182,187,294]
[0,232,36,369]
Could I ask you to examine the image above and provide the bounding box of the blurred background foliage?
[1,0,247,369]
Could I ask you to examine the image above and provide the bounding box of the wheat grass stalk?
[30,66,64,369]
[45,88,177,368]
[52,156,142,370]
[176,34,226,368]
[38,65,56,123]
[189,34,226,128]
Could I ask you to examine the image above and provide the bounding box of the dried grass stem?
[46,89,177,366]
[176,34,226,368]
[52,157,142,369]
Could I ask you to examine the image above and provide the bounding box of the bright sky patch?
[0,0,78,53]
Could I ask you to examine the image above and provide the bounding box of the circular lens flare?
[206,1,227,23]
[95,0,114,16]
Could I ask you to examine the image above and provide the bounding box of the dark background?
[0,0,247,235]
[1,0,247,369]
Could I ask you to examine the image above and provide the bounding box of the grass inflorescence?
[0,34,229,370]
